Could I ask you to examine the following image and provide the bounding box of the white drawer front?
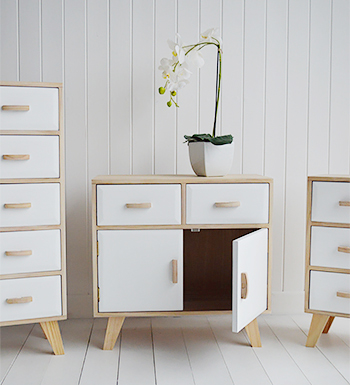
[0,229,61,275]
[97,184,181,226]
[310,226,350,270]
[0,183,60,227]
[309,271,350,315]
[0,86,59,131]
[186,183,269,224]
[0,135,59,179]
[311,181,350,224]
[0,275,62,322]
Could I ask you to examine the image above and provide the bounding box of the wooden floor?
[0,314,349,385]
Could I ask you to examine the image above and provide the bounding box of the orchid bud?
[171,91,176,96]
[167,100,172,107]
[159,87,166,94]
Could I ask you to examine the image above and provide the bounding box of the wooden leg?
[39,321,64,355]
[322,316,335,334]
[306,314,330,347]
[245,318,262,347]
[103,317,125,350]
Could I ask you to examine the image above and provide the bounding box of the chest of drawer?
[311,181,350,224]
[0,86,59,131]
[186,183,269,224]
[0,275,62,323]
[0,229,61,275]
[97,184,181,226]
[0,135,59,179]
[309,271,350,315]
[0,183,60,227]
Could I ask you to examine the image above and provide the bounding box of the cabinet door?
[232,228,268,333]
[98,229,183,312]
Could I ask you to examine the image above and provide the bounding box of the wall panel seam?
[328,0,334,174]
[39,0,43,82]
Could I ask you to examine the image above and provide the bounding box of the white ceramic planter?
[188,140,234,177]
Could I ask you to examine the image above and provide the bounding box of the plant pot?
[188,140,234,177]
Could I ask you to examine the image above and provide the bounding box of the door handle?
[172,259,178,284]
[241,272,248,299]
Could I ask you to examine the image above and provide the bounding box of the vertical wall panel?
[329,0,350,174]
[18,0,41,81]
[242,0,266,174]
[154,0,176,174]
[222,0,244,175]
[264,0,288,293]
[110,0,132,175]
[64,0,90,310]
[132,0,154,174]
[307,0,332,175]
[42,0,63,83]
[177,0,199,175]
[0,0,18,80]
[283,0,310,292]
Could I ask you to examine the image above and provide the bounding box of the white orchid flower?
[200,28,222,44]
[167,33,186,64]
[186,49,205,69]
[158,58,172,79]
[167,65,191,92]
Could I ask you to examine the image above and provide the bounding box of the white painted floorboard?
[0,314,349,385]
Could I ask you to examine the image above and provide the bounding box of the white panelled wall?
[0,0,349,317]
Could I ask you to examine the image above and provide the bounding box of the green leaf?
[184,133,233,145]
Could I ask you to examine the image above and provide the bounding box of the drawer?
[311,181,350,224]
[0,135,59,179]
[97,184,181,226]
[0,183,60,227]
[309,271,350,315]
[0,229,61,275]
[0,86,59,131]
[0,275,62,323]
[310,226,350,270]
[186,183,269,224]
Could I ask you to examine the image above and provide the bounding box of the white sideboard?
[305,175,350,347]
[92,174,273,350]
[0,82,66,355]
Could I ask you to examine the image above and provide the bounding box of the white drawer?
[311,181,350,224]
[310,226,350,270]
[0,135,59,179]
[0,229,61,275]
[0,86,59,131]
[0,183,60,227]
[309,271,350,315]
[97,184,181,226]
[0,275,62,323]
[186,183,269,224]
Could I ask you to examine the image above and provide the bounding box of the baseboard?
[67,294,93,319]
[271,291,305,314]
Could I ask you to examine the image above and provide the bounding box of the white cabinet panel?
[97,184,181,226]
[0,276,62,322]
[0,183,60,227]
[0,86,59,131]
[0,135,59,179]
[232,229,268,333]
[98,229,183,312]
[0,229,61,275]
[186,183,269,224]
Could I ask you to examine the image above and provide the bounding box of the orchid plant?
[158,28,233,145]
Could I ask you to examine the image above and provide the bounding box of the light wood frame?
[92,174,273,350]
[0,82,66,355]
[304,175,350,347]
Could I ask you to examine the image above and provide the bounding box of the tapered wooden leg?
[103,317,125,350]
[306,314,330,347]
[39,321,64,355]
[322,316,335,334]
[245,318,262,347]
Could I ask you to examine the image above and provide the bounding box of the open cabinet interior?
[183,228,259,311]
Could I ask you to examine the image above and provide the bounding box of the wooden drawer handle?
[172,259,178,284]
[6,296,33,304]
[5,250,32,257]
[339,201,350,207]
[338,246,350,254]
[215,201,240,208]
[2,105,30,111]
[3,154,30,160]
[4,203,31,209]
[241,272,248,299]
[125,203,151,209]
[337,291,350,299]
